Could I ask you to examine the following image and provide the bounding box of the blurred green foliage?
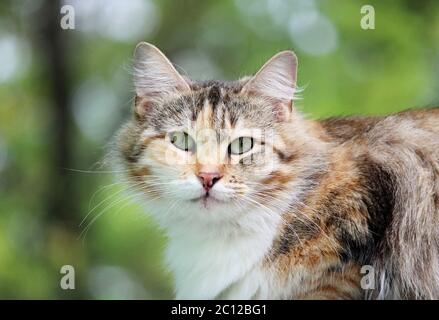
[0,0,438,299]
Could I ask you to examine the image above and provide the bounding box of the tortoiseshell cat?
[114,42,439,299]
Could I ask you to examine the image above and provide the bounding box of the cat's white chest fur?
[164,212,281,299]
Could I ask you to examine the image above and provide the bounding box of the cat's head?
[116,42,324,226]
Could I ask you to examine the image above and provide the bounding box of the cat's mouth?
[190,192,222,206]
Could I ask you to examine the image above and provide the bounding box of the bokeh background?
[0,0,438,299]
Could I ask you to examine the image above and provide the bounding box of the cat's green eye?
[228,137,254,155]
[169,132,195,152]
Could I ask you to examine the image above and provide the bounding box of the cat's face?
[116,43,318,224]
[132,90,276,210]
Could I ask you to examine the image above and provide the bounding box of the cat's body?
[115,42,439,299]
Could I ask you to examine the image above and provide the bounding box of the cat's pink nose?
[197,172,222,192]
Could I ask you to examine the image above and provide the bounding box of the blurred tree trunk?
[36,0,77,228]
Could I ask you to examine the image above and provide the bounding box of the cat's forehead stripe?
[207,85,221,107]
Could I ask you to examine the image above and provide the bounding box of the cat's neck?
[164,207,282,299]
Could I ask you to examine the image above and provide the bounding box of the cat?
[113,42,439,299]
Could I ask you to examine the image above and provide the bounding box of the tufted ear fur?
[242,51,298,120]
[133,42,190,116]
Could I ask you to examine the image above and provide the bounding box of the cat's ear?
[242,51,298,119]
[133,42,190,115]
